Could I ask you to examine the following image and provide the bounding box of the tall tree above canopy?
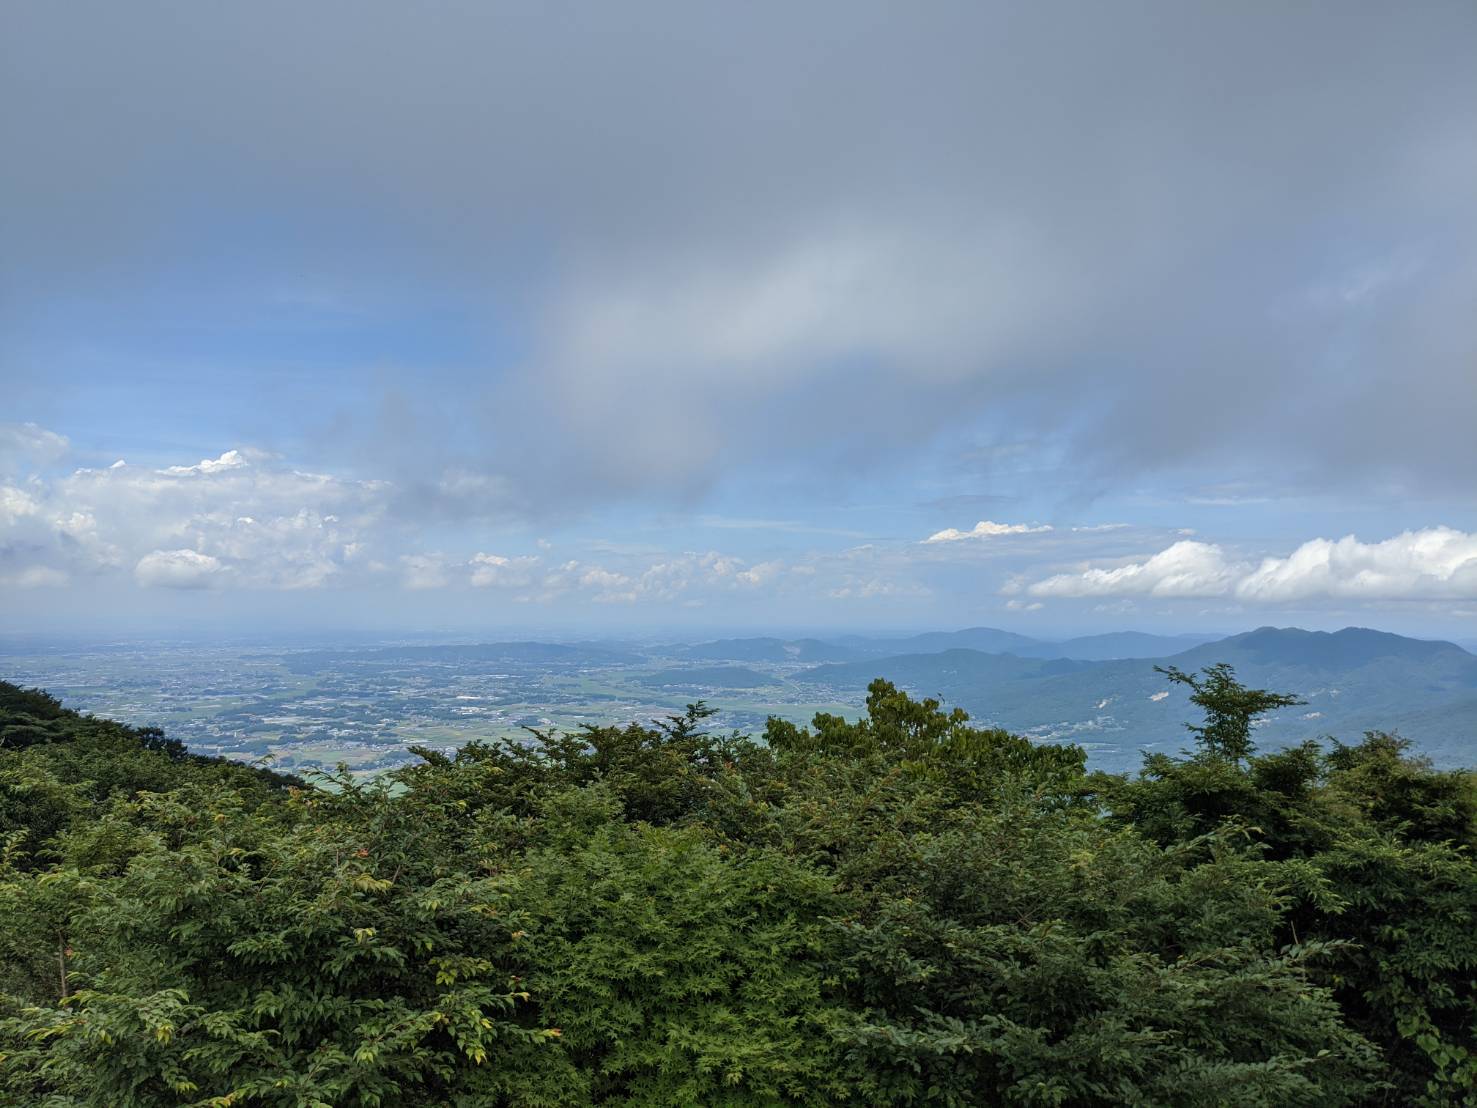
[1156,662,1303,763]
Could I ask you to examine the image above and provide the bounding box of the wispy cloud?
[923,520,1052,544]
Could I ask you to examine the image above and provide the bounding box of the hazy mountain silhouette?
[802,627,1477,769]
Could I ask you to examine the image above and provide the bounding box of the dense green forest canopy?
[1,668,1475,1106]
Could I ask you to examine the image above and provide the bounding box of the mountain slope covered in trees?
[803,627,1477,766]
[2,668,1475,1105]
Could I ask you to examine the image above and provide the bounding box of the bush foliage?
[1,670,1474,1105]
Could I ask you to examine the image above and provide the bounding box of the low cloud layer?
[8,429,1474,631]
[1026,540,1241,599]
[1239,528,1477,603]
[1,442,384,590]
[1025,528,1477,604]
[134,548,225,589]
[0,431,843,607]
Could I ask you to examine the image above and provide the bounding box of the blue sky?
[3,2,1475,638]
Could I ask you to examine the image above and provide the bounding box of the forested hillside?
[2,668,1475,1106]
[804,628,1477,767]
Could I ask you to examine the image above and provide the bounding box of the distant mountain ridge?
[277,626,1237,675]
[1038,630,1220,661]
[855,628,1045,658]
[674,627,1219,665]
[1171,626,1469,669]
[801,627,1477,770]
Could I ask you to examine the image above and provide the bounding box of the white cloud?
[1236,527,1477,602]
[7,432,909,607]
[1023,527,1477,603]
[924,519,1052,544]
[0,434,387,590]
[134,549,224,589]
[527,559,636,604]
[5,434,869,606]
[633,553,743,603]
[737,560,786,587]
[163,449,253,476]
[580,565,634,593]
[0,485,41,526]
[468,553,541,589]
[1027,540,1242,598]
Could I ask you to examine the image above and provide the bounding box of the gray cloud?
[3,1,1474,512]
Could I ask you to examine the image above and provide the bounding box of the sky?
[2,1,1475,640]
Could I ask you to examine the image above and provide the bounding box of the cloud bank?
[4,425,1475,638]
[1026,540,1242,599]
[1238,528,1477,602]
[1,443,385,590]
[1025,528,1477,603]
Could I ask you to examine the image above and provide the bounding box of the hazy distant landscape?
[8,624,1473,775]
